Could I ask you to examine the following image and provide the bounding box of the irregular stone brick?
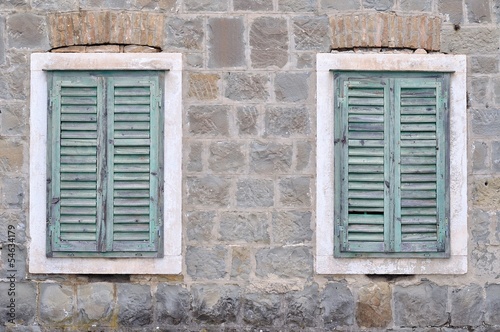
[7,13,49,50]
[394,282,448,327]
[295,53,315,69]
[255,247,313,278]
[225,73,269,101]
[188,105,229,137]
[321,0,360,10]
[272,210,312,244]
[132,0,176,11]
[236,179,274,208]
[400,0,432,11]
[117,284,152,327]
[2,178,24,208]
[321,282,355,328]
[451,284,484,326]
[250,17,288,68]
[469,77,489,108]
[356,283,392,328]
[80,0,132,9]
[265,106,310,137]
[192,284,240,324]
[237,106,259,135]
[31,0,77,10]
[187,246,227,280]
[471,244,500,277]
[242,292,282,326]
[279,0,316,11]
[234,0,272,10]
[296,141,313,171]
[472,177,500,208]
[279,177,311,207]
[186,176,231,207]
[0,52,31,99]
[77,283,114,324]
[492,141,500,171]
[188,73,220,100]
[275,72,310,102]
[231,247,252,280]
[185,0,228,11]
[470,56,497,74]
[0,16,5,65]
[208,141,245,173]
[186,210,216,242]
[470,209,490,244]
[186,53,204,68]
[166,17,204,50]
[439,0,463,23]
[441,27,499,54]
[186,142,203,172]
[0,282,36,325]
[40,284,74,324]
[293,16,329,51]
[495,0,500,23]
[485,284,500,325]
[0,210,26,243]
[208,18,245,68]
[220,212,269,243]
[285,284,319,327]
[472,141,489,172]
[0,0,28,8]
[465,0,491,23]
[363,0,394,10]
[156,284,190,325]
[250,141,293,174]
[471,110,500,137]
[493,78,500,106]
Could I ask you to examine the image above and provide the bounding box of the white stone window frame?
[29,53,182,274]
[316,53,467,274]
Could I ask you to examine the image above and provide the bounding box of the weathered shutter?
[48,74,103,255]
[395,78,448,254]
[107,75,162,256]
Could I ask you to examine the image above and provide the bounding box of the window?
[29,53,182,273]
[316,54,467,274]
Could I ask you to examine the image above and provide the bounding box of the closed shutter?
[48,71,163,258]
[334,72,449,258]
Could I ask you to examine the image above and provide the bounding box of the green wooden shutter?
[48,71,163,258]
[334,72,449,258]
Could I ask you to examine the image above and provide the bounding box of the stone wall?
[0,0,499,330]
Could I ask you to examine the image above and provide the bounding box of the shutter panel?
[107,75,162,256]
[335,76,390,255]
[395,78,448,253]
[48,74,103,255]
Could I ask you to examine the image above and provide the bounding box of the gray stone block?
[186,246,227,280]
[0,0,28,9]
[285,284,319,327]
[0,210,26,243]
[493,78,500,107]
[156,284,191,325]
[400,0,432,11]
[279,0,316,11]
[0,282,36,325]
[186,210,216,243]
[485,284,500,325]
[470,56,498,74]
[440,0,464,23]
[255,247,313,278]
[40,283,74,324]
[296,141,313,171]
[77,283,114,324]
[250,141,293,174]
[279,177,311,207]
[1,244,26,281]
[2,178,24,208]
[272,210,312,244]
[225,73,270,101]
[275,72,310,102]
[208,141,245,173]
[320,0,360,10]
[237,106,259,135]
[495,0,500,24]
[472,141,488,172]
[0,101,27,137]
[494,141,500,172]
[394,282,448,327]
[243,292,282,326]
[471,208,490,244]
[236,178,274,208]
[7,13,49,50]
[465,0,491,23]
[166,17,204,51]
[451,284,484,326]
[117,284,152,327]
[321,282,355,328]
[208,18,245,68]
[441,27,499,54]
[31,0,78,10]
[188,105,230,137]
[220,212,269,243]
[469,77,490,108]
[234,0,272,11]
[187,142,203,172]
[471,110,500,137]
[187,175,231,207]
[293,16,329,51]
[192,284,240,324]
[231,246,252,280]
[363,0,394,10]
[295,53,315,69]
[0,52,29,100]
[80,0,132,9]
[265,106,310,137]
[471,244,500,277]
[185,0,228,11]
[0,16,5,65]
[250,17,288,68]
